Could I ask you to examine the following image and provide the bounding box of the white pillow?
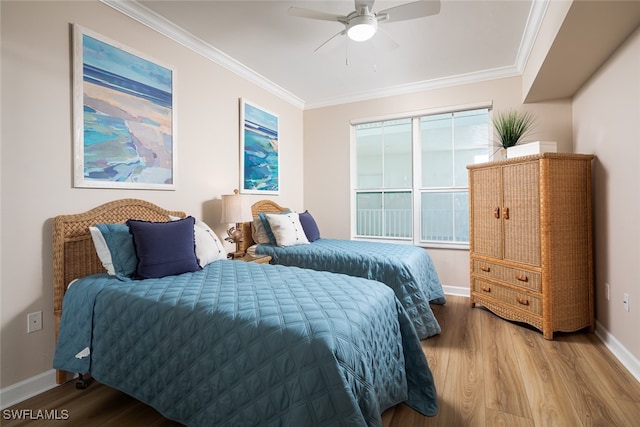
[194,220,227,266]
[264,213,310,247]
[251,217,271,244]
[170,216,227,266]
[89,226,115,275]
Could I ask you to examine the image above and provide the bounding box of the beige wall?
[0,0,303,388]
[303,76,573,289]
[573,27,640,361]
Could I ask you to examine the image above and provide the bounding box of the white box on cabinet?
[507,141,557,158]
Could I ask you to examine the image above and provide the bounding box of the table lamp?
[220,189,252,258]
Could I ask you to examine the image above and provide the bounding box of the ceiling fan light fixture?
[346,14,378,41]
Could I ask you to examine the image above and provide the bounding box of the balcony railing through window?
[355,207,470,242]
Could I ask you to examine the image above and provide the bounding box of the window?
[353,107,489,248]
[355,119,412,239]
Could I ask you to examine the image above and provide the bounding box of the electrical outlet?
[27,311,42,333]
[623,294,630,312]
[605,283,610,301]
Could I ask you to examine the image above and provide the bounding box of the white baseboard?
[443,285,470,298]
[0,369,58,410]
[595,320,640,383]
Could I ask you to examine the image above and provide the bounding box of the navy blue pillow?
[127,216,201,279]
[298,210,320,242]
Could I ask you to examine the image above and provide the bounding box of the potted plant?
[492,109,535,158]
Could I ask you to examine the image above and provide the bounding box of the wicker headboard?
[237,199,289,254]
[52,198,185,383]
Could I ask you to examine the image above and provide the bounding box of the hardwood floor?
[1,377,182,427]
[383,296,640,427]
[4,296,640,426]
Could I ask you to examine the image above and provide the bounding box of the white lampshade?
[347,15,378,42]
[220,190,252,224]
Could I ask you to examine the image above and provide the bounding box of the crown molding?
[303,65,522,110]
[101,0,546,111]
[515,0,550,72]
[100,0,305,109]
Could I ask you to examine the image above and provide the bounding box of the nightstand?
[231,254,272,264]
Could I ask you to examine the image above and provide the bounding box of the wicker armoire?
[467,153,595,339]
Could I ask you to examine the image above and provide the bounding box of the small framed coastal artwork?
[72,24,176,190]
[240,99,279,194]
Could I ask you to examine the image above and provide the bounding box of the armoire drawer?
[472,260,541,292]
[472,279,542,316]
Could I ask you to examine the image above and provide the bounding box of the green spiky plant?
[492,110,536,149]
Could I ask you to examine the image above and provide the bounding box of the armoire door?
[501,161,541,266]
[469,166,502,259]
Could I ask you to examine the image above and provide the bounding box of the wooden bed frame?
[52,199,185,384]
[238,199,289,254]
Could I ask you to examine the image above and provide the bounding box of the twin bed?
[52,199,443,426]
[241,200,446,340]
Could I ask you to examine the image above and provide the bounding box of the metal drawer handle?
[481,285,491,292]
[493,207,500,219]
[516,274,528,282]
[481,266,491,272]
[503,207,510,220]
[516,297,529,306]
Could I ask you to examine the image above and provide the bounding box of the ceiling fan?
[288,0,441,51]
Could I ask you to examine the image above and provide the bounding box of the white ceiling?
[105,0,545,109]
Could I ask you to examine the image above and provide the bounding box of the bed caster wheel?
[75,374,91,389]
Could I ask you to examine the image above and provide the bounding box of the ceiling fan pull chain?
[346,40,350,66]
[373,45,378,72]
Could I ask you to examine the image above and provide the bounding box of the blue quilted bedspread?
[54,260,438,426]
[255,239,446,339]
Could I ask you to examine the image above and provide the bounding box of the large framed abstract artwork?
[72,24,176,190]
[240,99,279,194]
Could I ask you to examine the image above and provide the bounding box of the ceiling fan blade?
[377,0,441,23]
[375,27,399,50]
[288,6,345,22]
[314,29,347,53]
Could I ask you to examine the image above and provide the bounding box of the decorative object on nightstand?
[220,189,252,259]
[467,153,595,340]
